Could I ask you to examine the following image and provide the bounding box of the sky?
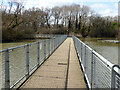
[1,0,120,17]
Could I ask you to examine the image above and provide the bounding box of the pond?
[80,37,119,65]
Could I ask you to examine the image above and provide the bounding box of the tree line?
[2,1,118,42]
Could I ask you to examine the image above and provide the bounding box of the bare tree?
[44,8,52,28]
[2,1,25,41]
[52,6,62,28]
[3,1,24,30]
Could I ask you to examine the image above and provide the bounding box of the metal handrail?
[0,35,67,89]
[72,35,120,89]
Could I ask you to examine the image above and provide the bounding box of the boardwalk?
[21,38,86,88]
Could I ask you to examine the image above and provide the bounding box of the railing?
[72,35,120,89]
[34,34,63,38]
[0,35,67,89]
[27,34,64,39]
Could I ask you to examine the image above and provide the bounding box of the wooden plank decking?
[21,37,86,88]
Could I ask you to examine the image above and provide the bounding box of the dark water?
[80,38,119,65]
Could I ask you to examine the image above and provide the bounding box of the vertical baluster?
[84,45,87,71]
[93,55,96,88]
[50,39,51,54]
[44,40,46,60]
[26,44,29,79]
[5,49,10,89]
[48,39,50,55]
[81,43,82,61]
[51,38,53,53]
[91,51,94,89]
[37,41,40,67]
[54,38,55,50]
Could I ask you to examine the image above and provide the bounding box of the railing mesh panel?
[29,43,38,72]
[115,75,120,88]
[0,52,5,89]
[9,46,26,87]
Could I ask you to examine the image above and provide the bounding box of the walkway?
[21,38,86,88]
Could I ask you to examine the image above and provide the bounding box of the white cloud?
[24,0,120,9]
[88,3,118,16]
[90,4,110,9]
[24,0,75,9]
[98,9,117,16]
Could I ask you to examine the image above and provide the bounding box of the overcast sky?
[1,0,120,16]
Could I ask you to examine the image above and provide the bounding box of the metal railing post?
[84,45,87,71]
[76,39,78,50]
[111,70,115,88]
[50,39,51,54]
[78,41,80,56]
[55,38,56,49]
[81,43,82,61]
[53,38,54,51]
[44,40,46,59]
[56,38,59,48]
[5,49,10,89]
[56,38,57,48]
[37,41,40,66]
[111,67,115,88]
[26,44,29,78]
[57,38,58,47]
[54,38,55,50]
[48,39,50,55]
[86,46,88,76]
[51,39,53,53]
[91,51,94,89]
[93,54,96,88]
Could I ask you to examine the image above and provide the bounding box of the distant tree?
[52,6,62,28]
[44,8,52,28]
[2,1,24,42]
[2,2,118,42]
